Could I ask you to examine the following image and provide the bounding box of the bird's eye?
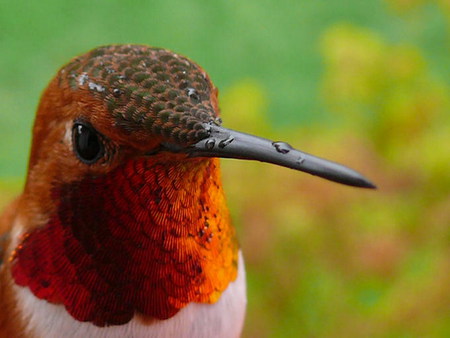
[72,123,104,164]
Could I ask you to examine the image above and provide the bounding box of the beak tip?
[361,181,377,189]
[354,177,377,189]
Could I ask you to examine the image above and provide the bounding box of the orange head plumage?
[5,45,374,327]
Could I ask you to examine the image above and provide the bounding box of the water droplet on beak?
[218,137,234,149]
[205,139,215,150]
[272,141,292,154]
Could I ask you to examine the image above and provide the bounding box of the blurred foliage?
[0,0,449,337]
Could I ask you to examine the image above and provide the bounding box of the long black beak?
[186,124,376,189]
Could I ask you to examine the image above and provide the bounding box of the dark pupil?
[74,124,103,163]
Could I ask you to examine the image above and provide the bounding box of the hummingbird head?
[12,45,375,326]
[28,44,374,203]
[27,45,221,191]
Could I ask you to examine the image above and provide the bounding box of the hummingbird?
[0,45,375,338]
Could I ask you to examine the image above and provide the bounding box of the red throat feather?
[11,155,238,326]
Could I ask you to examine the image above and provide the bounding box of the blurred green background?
[1,0,449,336]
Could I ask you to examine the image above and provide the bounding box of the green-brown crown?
[59,44,220,145]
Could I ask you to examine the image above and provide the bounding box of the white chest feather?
[14,253,246,338]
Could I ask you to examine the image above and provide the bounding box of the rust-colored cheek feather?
[11,156,238,326]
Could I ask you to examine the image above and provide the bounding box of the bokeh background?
[0,0,449,336]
